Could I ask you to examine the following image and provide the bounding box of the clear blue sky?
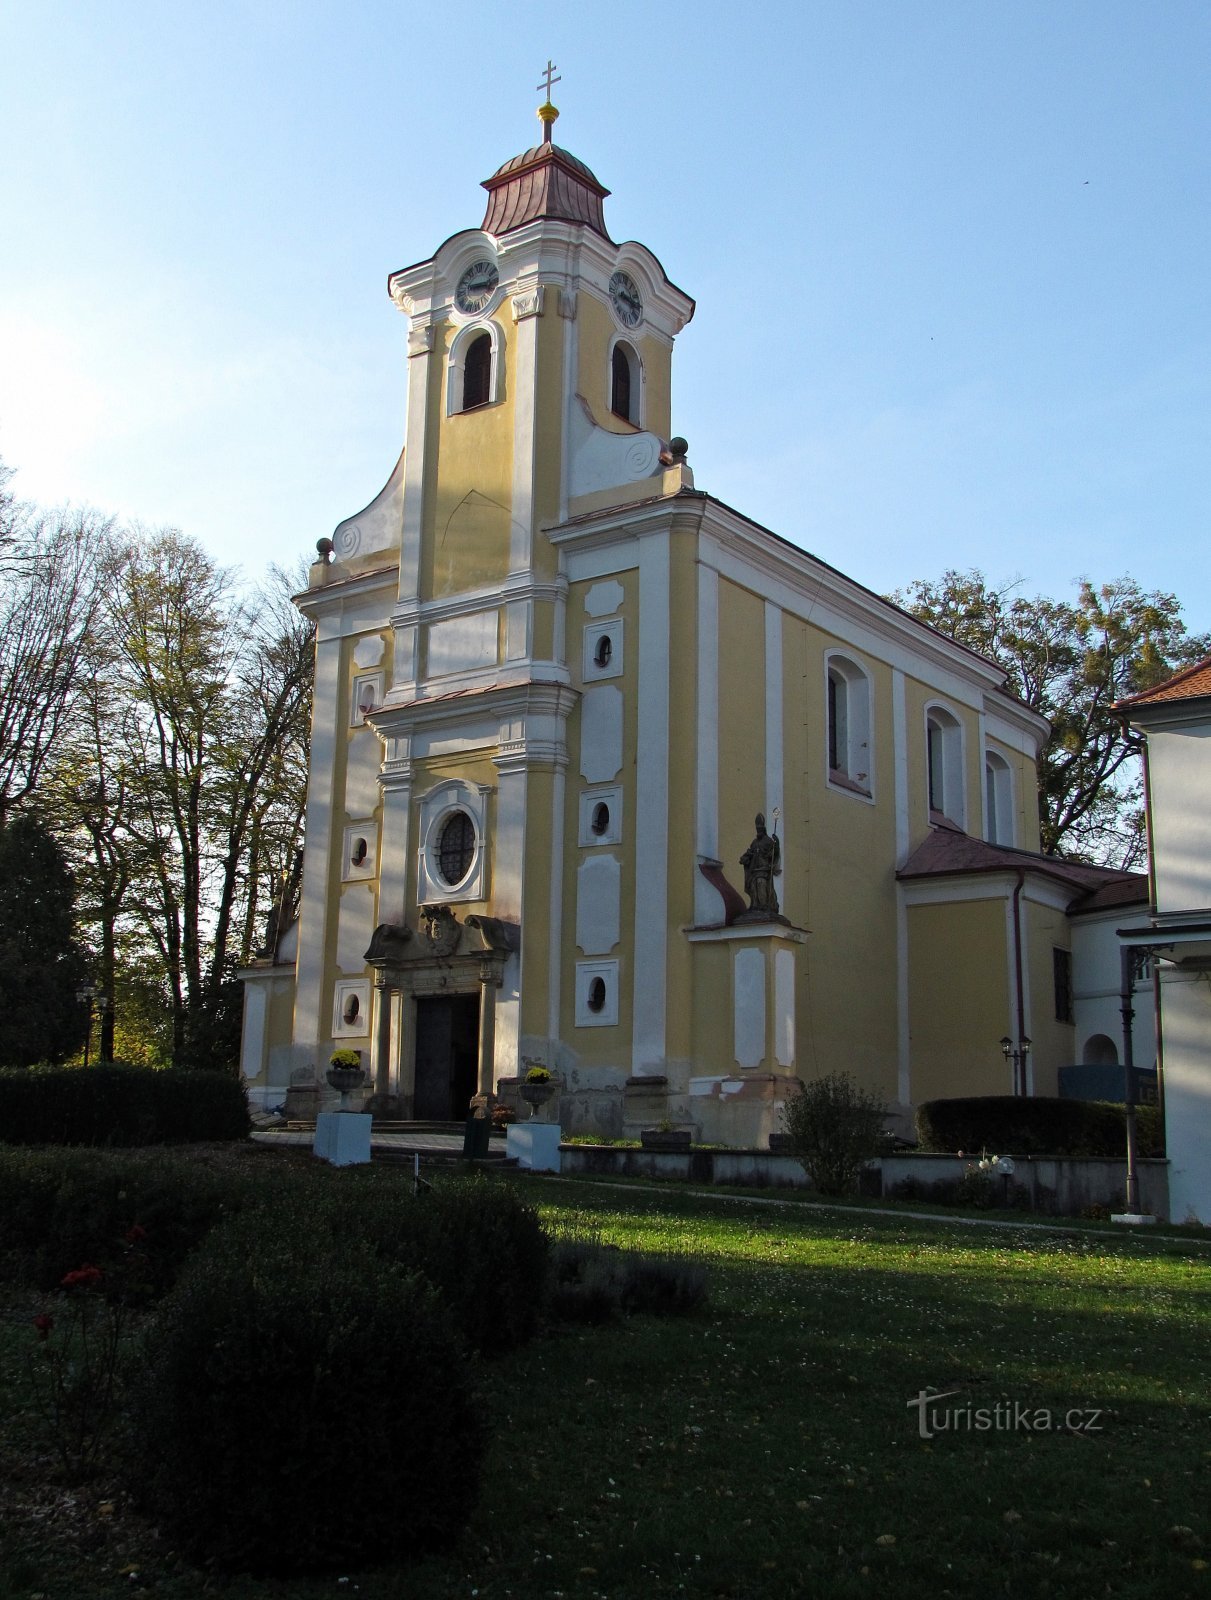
[2,1,1208,627]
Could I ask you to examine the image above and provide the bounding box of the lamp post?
[999,1034,1032,1097]
[76,986,110,1068]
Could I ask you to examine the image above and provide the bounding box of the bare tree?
[0,504,114,818]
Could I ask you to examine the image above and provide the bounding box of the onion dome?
[480,142,612,240]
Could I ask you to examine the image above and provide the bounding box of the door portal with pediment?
[412,993,480,1121]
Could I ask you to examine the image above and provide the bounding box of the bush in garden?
[547,1236,709,1324]
[0,1146,304,1298]
[915,1096,1164,1158]
[782,1072,887,1196]
[0,1062,249,1147]
[127,1218,484,1576]
[336,1173,549,1355]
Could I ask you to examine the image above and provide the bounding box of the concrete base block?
[314,1111,372,1167]
[507,1122,562,1172]
[1111,1212,1157,1226]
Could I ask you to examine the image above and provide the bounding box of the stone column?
[371,971,394,1097]
[477,960,498,1098]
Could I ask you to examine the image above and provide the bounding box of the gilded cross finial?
[536,58,561,143]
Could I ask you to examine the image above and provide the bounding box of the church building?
[239,96,1149,1145]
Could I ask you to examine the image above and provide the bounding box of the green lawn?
[3,1168,1210,1599]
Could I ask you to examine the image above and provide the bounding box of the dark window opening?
[927,721,943,813]
[611,343,633,421]
[587,976,607,1013]
[593,634,613,669]
[591,802,610,836]
[462,333,492,411]
[437,811,476,886]
[342,994,361,1024]
[1053,947,1074,1024]
[827,672,840,772]
[351,836,368,866]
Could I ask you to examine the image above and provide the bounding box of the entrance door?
[412,994,480,1120]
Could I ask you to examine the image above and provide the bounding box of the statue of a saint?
[740,813,781,917]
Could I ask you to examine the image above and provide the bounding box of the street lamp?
[1000,1034,1032,1097]
[76,986,110,1068]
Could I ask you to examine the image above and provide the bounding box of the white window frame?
[984,748,1015,845]
[578,785,624,846]
[575,959,620,1027]
[342,821,379,882]
[583,617,624,682]
[351,672,385,727]
[416,779,491,904]
[446,320,504,415]
[824,650,874,800]
[332,979,370,1039]
[925,702,966,828]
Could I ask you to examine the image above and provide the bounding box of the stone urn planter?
[519,1081,556,1119]
[640,1128,692,1151]
[326,1051,366,1110]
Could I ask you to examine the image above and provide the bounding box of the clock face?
[609,270,643,328]
[455,259,499,315]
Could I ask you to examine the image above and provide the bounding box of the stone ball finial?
[669,437,688,463]
[316,537,335,564]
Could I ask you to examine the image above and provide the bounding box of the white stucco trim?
[633,531,670,1073]
[896,884,910,1106]
[547,764,566,1044]
[508,298,538,571]
[292,632,342,1051]
[893,669,910,866]
[764,601,785,911]
[695,563,720,925]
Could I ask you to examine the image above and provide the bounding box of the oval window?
[342,994,361,1024]
[591,802,610,836]
[351,836,368,866]
[587,976,607,1013]
[437,811,476,887]
[593,634,613,669]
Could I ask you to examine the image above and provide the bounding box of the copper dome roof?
[481,143,612,239]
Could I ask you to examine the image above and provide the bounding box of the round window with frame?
[436,810,477,889]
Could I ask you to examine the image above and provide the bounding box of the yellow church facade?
[240,113,1136,1145]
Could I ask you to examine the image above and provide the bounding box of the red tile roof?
[1117,653,1211,709]
[897,821,1147,912]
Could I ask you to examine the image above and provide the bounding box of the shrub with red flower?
[33,1313,54,1341]
[61,1264,104,1290]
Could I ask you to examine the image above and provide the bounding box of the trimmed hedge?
[314,1172,550,1356]
[0,1147,303,1296]
[916,1096,1164,1158]
[0,1063,250,1146]
[127,1217,485,1575]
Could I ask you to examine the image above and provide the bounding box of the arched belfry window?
[609,339,641,425]
[447,322,502,415]
[462,333,491,411]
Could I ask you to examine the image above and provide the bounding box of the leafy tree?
[0,811,89,1066]
[892,571,1211,866]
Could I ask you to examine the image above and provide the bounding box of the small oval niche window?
[590,802,610,837]
[342,994,361,1025]
[593,634,613,670]
[350,836,368,866]
[587,976,607,1013]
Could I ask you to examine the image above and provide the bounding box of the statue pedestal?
[507,1122,562,1172]
[314,1111,372,1167]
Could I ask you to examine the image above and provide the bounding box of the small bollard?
[462,1108,490,1160]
